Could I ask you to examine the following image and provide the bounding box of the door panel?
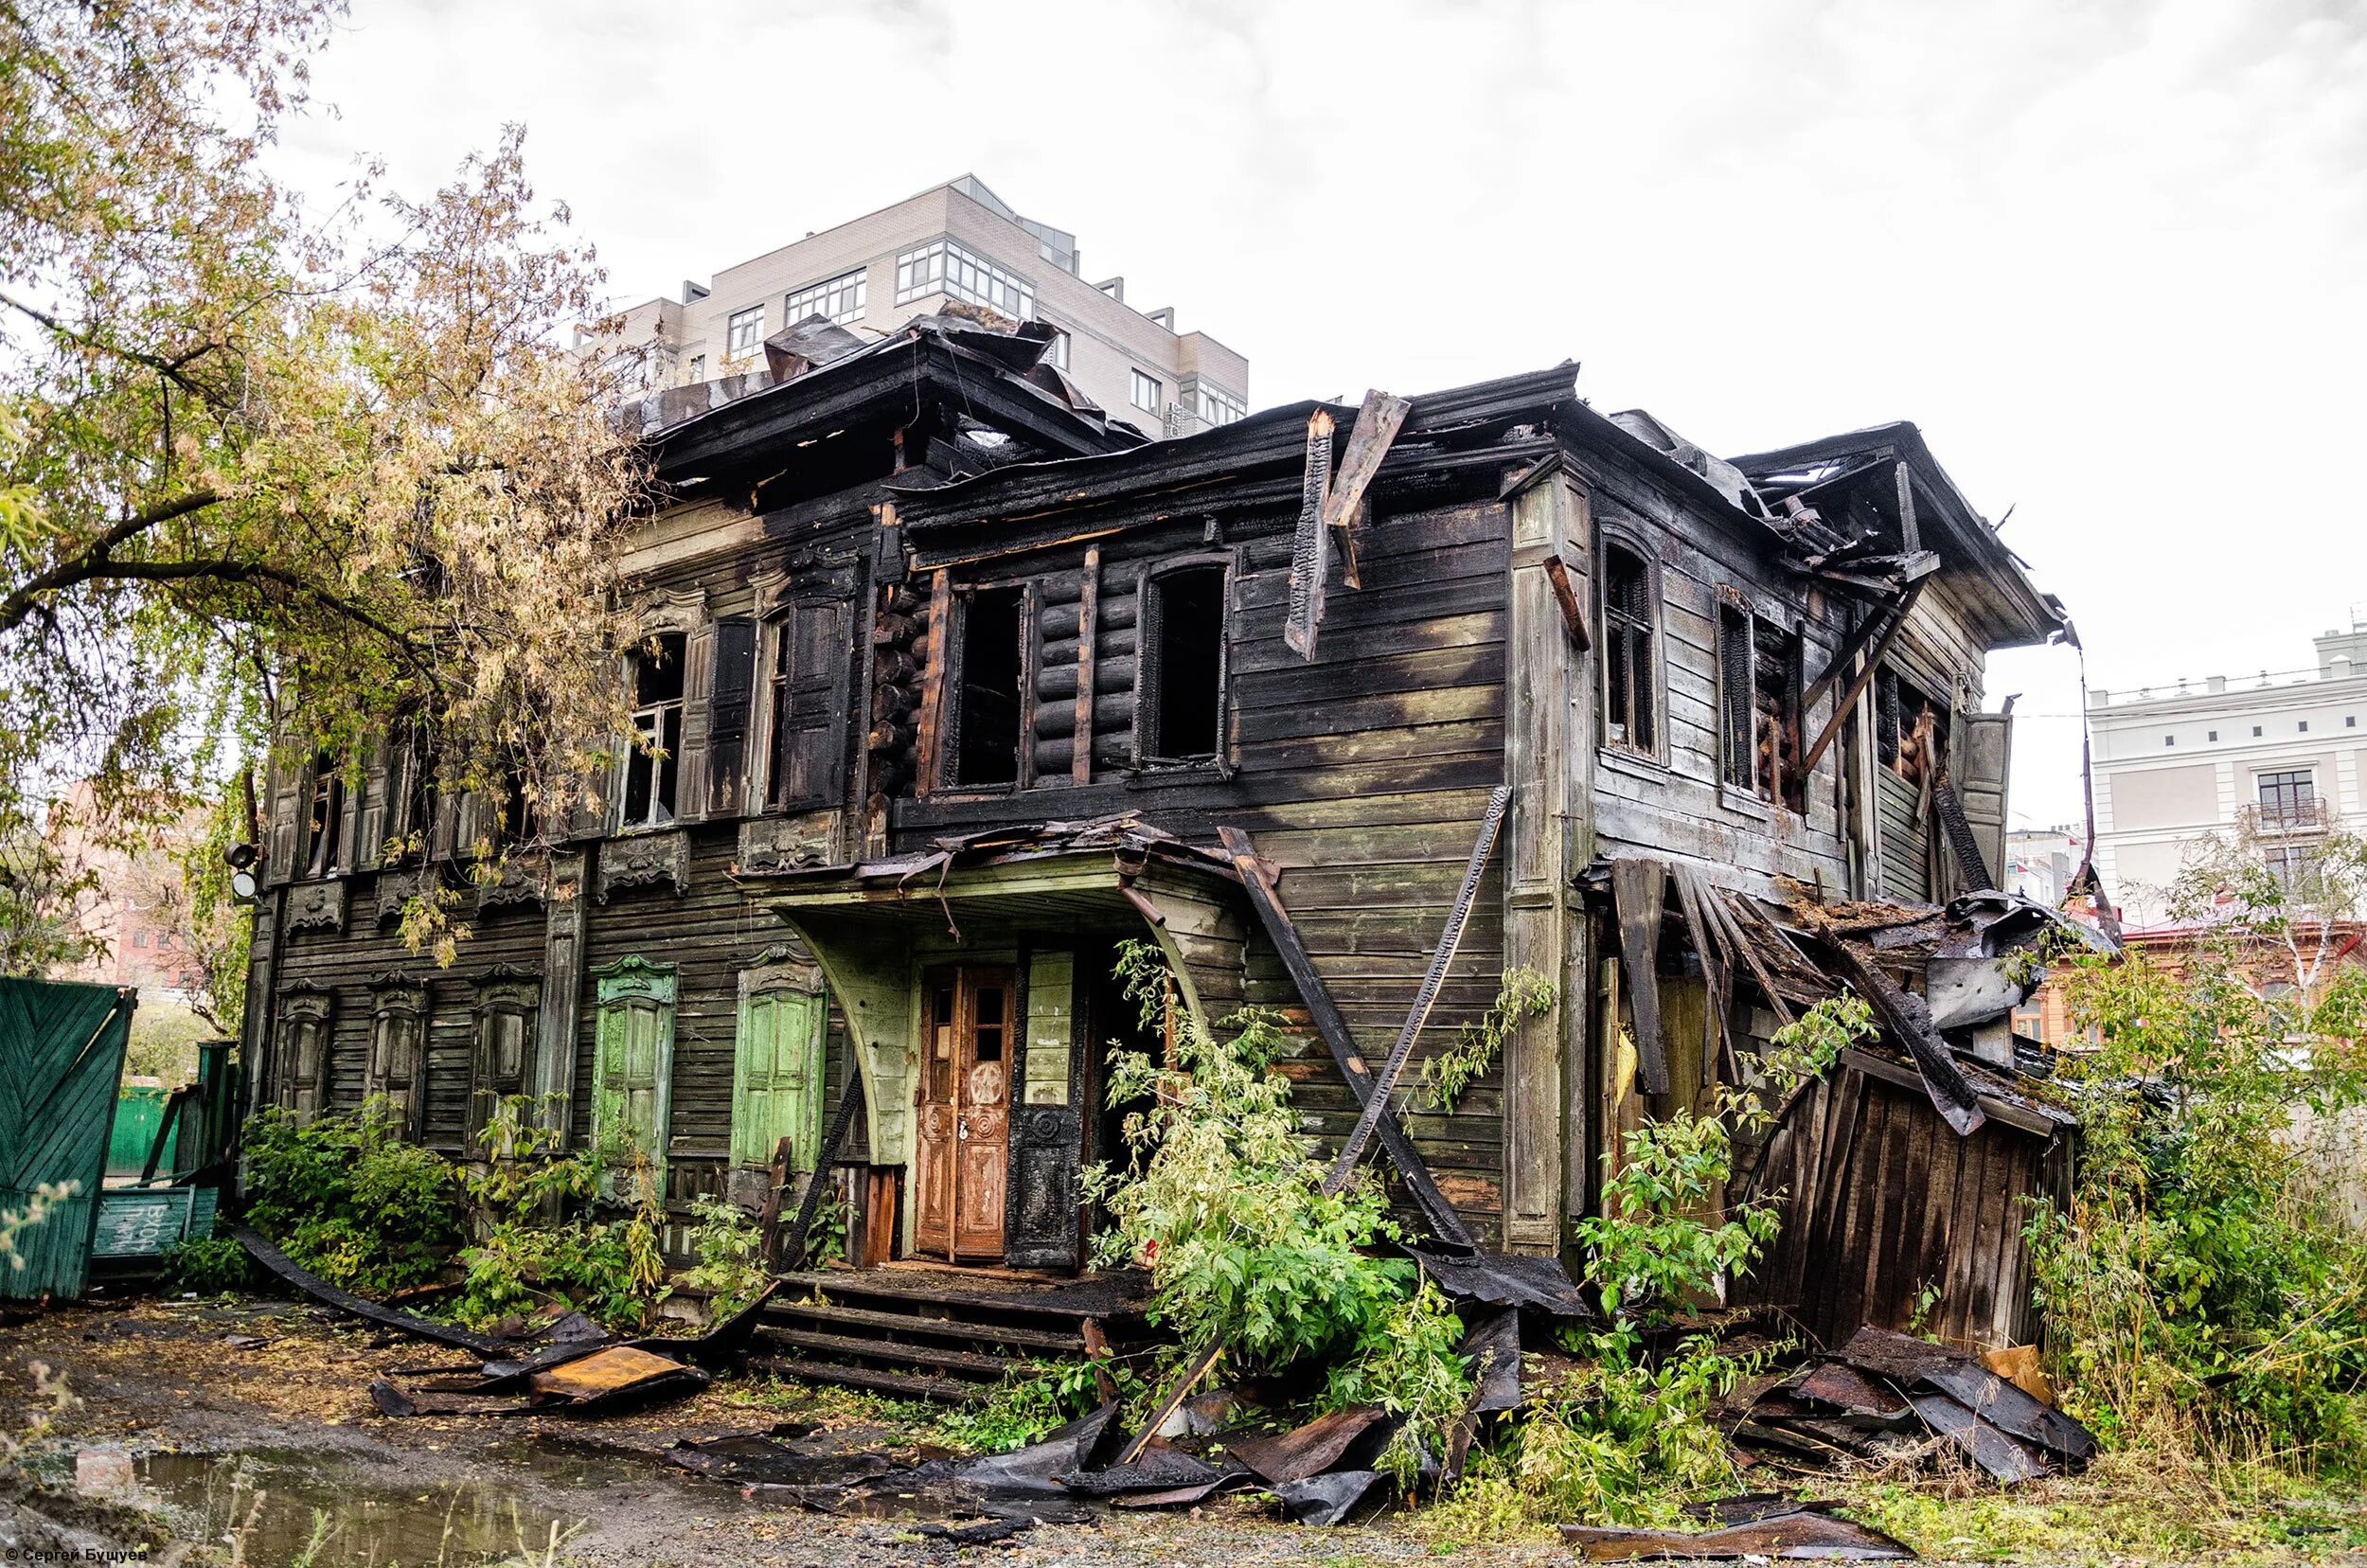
[914,978,960,1256]
[1006,950,1081,1269]
[914,968,1015,1262]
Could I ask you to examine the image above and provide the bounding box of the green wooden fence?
[1,977,136,1301]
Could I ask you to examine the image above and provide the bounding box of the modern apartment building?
[2088,620,2367,927]
[587,175,1249,438]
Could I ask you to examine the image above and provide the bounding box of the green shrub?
[444,1103,669,1332]
[679,1195,768,1320]
[2030,945,2367,1469]
[1079,942,1472,1475]
[241,1100,466,1295]
[158,1234,251,1294]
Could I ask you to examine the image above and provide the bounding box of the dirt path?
[0,1295,1560,1566]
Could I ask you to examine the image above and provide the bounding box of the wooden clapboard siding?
[1733,1066,2065,1352]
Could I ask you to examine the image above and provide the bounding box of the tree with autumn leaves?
[0,0,649,978]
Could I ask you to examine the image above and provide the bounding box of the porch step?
[774,1326,1020,1380]
[766,1299,1086,1356]
[754,1355,989,1405]
[756,1269,1152,1405]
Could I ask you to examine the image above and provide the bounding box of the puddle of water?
[135,1448,583,1566]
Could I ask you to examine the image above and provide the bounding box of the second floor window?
[950,585,1025,789]
[1130,370,1163,414]
[1196,384,1245,426]
[785,268,866,327]
[302,754,344,878]
[1602,543,1656,752]
[622,633,685,829]
[725,306,764,361]
[1044,328,1071,370]
[1139,566,1227,763]
[2258,769,2316,825]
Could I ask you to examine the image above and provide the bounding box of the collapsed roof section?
[635,307,1147,511]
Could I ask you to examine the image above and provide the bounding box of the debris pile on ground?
[1564,1495,1915,1561]
[1729,1327,2095,1486]
[233,1224,777,1419]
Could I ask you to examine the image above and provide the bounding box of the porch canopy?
[757,815,1246,1167]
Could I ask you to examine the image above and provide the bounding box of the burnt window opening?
[302,753,344,878]
[1602,543,1656,752]
[1140,565,1227,763]
[621,631,685,829]
[951,585,1025,788]
[400,722,439,860]
[1717,607,1805,811]
[767,598,849,812]
[1875,668,1947,787]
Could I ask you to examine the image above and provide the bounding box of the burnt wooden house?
[240,309,2077,1364]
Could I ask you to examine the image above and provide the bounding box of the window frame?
[2257,768,2317,826]
[1597,531,1663,760]
[724,304,765,361]
[591,955,678,1182]
[1044,326,1071,370]
[894,239,1034,320]
[465,966,540,1148]
[784,267,867,328]
[301,753,345,879]
[617,632,687,832]
[1195,383,1246,426]
[1132,556,1235,769]
[941,579,1036,793]
[1130,369,1163,414]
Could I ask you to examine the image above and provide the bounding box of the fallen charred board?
[1056,1448,1227,1495]
[232,1226,507,1356]
[667,1433,902,1488]
[1409,1245,1589,1315]
[1837,1328,2094,1465]
[1222,1406,1390,1486]
[627,1277,783,1368]
[1562,1510,1915,1561]
[525,1345,709,1412]
[1906,1392,2048,1485]
[372,1345,711,1417]
[1792,1363,1914,1423]
[1272,1469,1386,1526]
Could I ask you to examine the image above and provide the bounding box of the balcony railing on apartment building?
[2238,798,2336,834]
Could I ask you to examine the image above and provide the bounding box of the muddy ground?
[0,1294,1562,1567]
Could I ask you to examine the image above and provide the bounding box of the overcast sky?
[271,0,2367,829]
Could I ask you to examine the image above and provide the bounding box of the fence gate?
[0,978,136,1301]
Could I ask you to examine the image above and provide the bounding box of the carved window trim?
[731,945,827,1173]
[275,984,334,1119]
[466,964,542,1148]
[365,974,430,1135]
[591,955,679,1174]
[1130,552,1236,771]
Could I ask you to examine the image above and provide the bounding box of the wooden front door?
[914,967,1013,1261]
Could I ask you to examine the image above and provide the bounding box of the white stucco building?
[2088,620,2367,927]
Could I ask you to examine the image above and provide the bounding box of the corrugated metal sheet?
[1,978,136,1300]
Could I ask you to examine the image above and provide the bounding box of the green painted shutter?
[591,958,676,1178]
[730,988,823,1174]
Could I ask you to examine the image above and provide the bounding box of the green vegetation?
[678,1194,769,1320]
[157,1234,250,1294]
[1079,941,1474,1475]
[1418,968,1557,1114]
[444,1105,668,1332]
[241,1101,467,1296]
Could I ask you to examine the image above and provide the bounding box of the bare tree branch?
[0,489,222,633]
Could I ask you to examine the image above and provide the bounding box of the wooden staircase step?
[766,1299,1086,1355]
[774,1270,1126,1324]
[755,1355,988,1405]
[761,1326,1016,1381]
